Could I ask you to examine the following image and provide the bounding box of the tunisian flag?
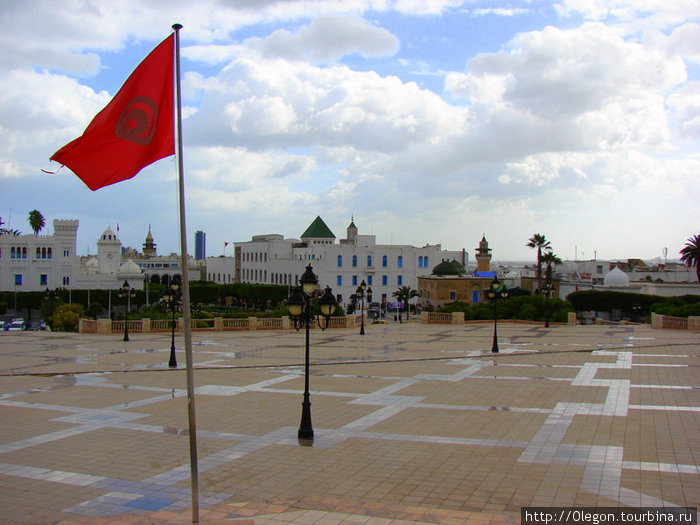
[50,34,174,191]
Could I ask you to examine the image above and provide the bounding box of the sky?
[1,0,698,263]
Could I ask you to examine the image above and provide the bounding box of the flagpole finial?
[172,23,182,30]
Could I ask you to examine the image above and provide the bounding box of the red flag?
[51,34,175,191]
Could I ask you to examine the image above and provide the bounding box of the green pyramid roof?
[300,216,336,239]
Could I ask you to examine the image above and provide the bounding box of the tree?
[28,210,45,236]
[679,234,700,282]
[526,233,551,284]
[392,286,419,319]
[0,216,20,236]
[541,251,562,281]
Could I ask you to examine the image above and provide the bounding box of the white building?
[234,217,464,308]
[0,219,79,292]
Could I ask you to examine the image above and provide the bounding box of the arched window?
[397,255,403,267]
[367,255,372,267]
[47,248,52,259]
[22,247,27,259]
[42,247,47,259]
[36,247,41,259]
[418,256,423,267]
[337,255,342,267]
[424,256,428,267]
[11,247,16,259]
[382,255,387,267]
[352,255,357,267]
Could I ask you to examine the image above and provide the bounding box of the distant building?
[417,236,559,308]
[234,216,463,309]
[195,230,206,261]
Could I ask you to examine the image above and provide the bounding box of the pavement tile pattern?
[0,323,698,524]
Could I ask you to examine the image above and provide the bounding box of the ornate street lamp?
[118,280,136,342]
[286,264,338,442]
[356,280,371,335]
[541,277,553,328]
[162,283,181,368]
[44,287,59,331]
[487,276,509,353]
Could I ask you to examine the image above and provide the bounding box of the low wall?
[79,316,355,334]
[651,313,700,331]
[421,311,574,326]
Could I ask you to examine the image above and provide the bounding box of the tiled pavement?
[0,322,698,524]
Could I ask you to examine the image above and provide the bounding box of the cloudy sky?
[1,0,698,262]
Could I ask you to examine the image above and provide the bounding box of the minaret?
[346,216,358,244]
[475,234,492,272]
[143,225,157,257]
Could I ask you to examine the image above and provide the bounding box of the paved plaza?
[0,321,698,524]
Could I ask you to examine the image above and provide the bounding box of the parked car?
[7,321,26,331]
[28,321,47,331]
[0,320,6,331]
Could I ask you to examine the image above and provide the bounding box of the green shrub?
[53,304,84,332]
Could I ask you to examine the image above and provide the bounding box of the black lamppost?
[44,288,59,330]
[487,276,509,353]
[286,264,338,442]
[162,283,181,368]
[356,280,371,335]
[118,280,136,342]
[541,277,553,328]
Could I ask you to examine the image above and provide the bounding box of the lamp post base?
[168,347,177,368]
[298,397,314,441]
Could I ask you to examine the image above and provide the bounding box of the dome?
[118,258,142,277]
[603,266,629,288]
[100,227,118,241]
[432,260,465,276]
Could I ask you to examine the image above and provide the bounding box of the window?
[367,275,373,286]
[450,291,456,300]
[337,255,342,267]
[397,255,403,268]
[367,255,372,267]
[382,255,387,267]
[40,274,48,286]
[47,248,52,259]
[352,255,357,267]
[397,275,403,286]
[418,256,423,268]
[352,275,358,286]
[382,275,388,286]
[11,247,15,259]
[14,274,22,286]
[337,275,342,286]
[36,247,41,259]
[22,247,27,259]
[63,276,70,286]
[424,256,428,267]
[42,247,47,259]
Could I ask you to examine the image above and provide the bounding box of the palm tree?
[392,286,419,320]
[541,251,562,281]
[28,210,45,236]
[526,233,551,279]
[0,217,21,236]
[680,234,700,282]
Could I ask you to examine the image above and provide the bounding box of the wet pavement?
[0,322,698,524]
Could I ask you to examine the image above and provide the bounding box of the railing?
[257,318,283,330]
[662,316,689,330]
[151,319,175,331]
[222,318,249,330]
[424,312,454,324]
[651,313,699,331]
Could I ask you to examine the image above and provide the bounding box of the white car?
[7,321,26,331]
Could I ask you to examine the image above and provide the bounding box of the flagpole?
[172,23,200,524]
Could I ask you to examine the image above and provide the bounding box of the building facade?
[234,217,463,309]
[0,219,79,292]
